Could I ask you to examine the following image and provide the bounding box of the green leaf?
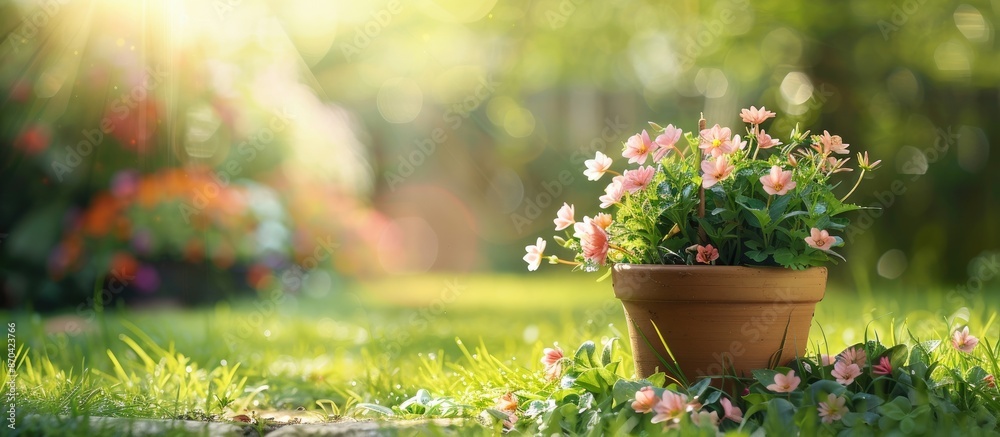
[356,403,395,417]
[746,250,768,262]
[574,367,618,394]
[611,379,650,408]
[601,338,617,366]
[768,193,792,222]
[575,341,597,368]
[646,372,667,388]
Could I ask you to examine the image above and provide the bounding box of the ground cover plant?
[3,274,1000,435]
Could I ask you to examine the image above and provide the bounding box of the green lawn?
[2,273,998,435]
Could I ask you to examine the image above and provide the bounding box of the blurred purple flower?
[130,229,153,255]
[134,265,160,294]
[111,170,139,198]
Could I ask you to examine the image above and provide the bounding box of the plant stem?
[697,116,707,245]
[840,169,866,202]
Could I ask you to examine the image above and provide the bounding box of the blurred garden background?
[1,0,999,432]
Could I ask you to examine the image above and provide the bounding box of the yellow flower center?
[712,139,721,148]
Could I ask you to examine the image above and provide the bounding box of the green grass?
[2,273,998,435]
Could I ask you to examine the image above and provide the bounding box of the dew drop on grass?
[395,384,402,389]
[429,353,437,360]
[220,360,228,367]
[186,366,193,373]
[351,381,357,387]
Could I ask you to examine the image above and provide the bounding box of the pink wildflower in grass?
[720,398,743,423]
[699,124,736,157]
[832,361,862,385]
[818,393,848,424]
[838,347,867,367]
[805,228,837,251]
[584,151,614,181]
[695,244,719,264]
[820,354,834,366]
[497,393,518,413]
[623,130,656,165]
[650,391,689,424]
[599,177,626,209]
[760,165,796,195]
[985,375,996,388]
[689,410,720,427]
[766,370,800,393]
[740,106,776,125]
[631,386,658,414]
[652,125,683,162]
[701,155,735,189]
[952,326,979,353]
[872,356,893,376]
[622,166,655,193]
[756,130,783,149]
[541,347,564,380]
[553,203,575,231]
[523,238,546,271]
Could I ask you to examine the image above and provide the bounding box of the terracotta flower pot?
[611,264,827,383]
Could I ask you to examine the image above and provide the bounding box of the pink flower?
[805,228,837,250]
[732,134,748,151]
[838,347,867,367]
[592,213,613,230]
[759,165,796,195]
[622,166,655,193]
[720,398,743,423]
[872,356,893,376]
[820,354,834,366]
[584,151,614,181]
[553,203,575,231]
[816,130,849,155]
[766,370,800,393]
[985,375,996,388]
[575,220,610,266]
[599,177,625,209]
[756,130,783,149]
[541,347,564,380]
[689,410,720,427]
[631,386,658,413]
[832,361,862,385]
[695,244,719,264]
[699,124,736,157]
[818,393,848,424]
[623,130,656,165]
[652,125,683,162]
[952,326,979,353]
[740,106,776,125]
[701,155,735,189]
[497,393,518,413]
[650,391,689,424]
[523,238,546,271]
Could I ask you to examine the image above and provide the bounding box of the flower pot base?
[612,264,827,384]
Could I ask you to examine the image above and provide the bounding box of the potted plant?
[523,106,881,386]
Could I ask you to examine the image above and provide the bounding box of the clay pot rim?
[611,263,827,303]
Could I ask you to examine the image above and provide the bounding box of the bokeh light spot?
[779,72,813,106]
[377,77,423,124]
[503,107,535,138]
[377,216,439,274]
[694,68,729,98]
[877,249,908,279]
[954,5,991,43]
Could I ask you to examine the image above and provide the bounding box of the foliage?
[491,332,1000,435]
